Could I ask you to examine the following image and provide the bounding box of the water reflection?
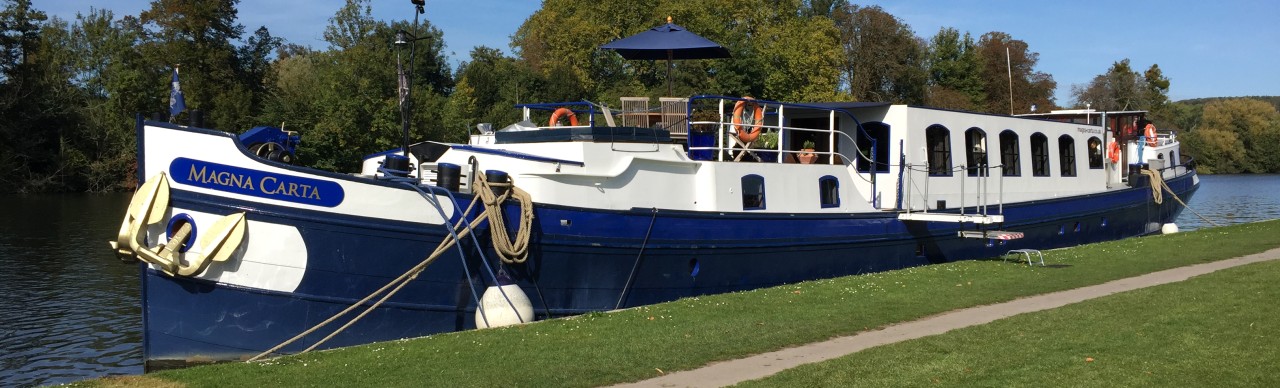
[0,193,140,387]
[1176,175,1280,231]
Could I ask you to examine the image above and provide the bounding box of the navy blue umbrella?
[601,18,731,95]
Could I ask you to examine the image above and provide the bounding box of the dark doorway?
[790,117,837,164]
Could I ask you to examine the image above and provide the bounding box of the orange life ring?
[1106,139,1120,164]
[1143,124,1157,147]
[549,107,578,127]
[732,98,764,143]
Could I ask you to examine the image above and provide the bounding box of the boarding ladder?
[897,163,1023,240]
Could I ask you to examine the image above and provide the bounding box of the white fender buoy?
[1162,223,1179,234]
[475,274,533,329]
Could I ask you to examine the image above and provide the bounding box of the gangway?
[897,163,1022,239]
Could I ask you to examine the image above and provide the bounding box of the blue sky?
[40,0,1278,105]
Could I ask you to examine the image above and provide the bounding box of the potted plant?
[797,140,818,164]
[753,131,779,162]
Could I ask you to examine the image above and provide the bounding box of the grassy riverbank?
[84,220,1280,387]
[742,256,1280,387]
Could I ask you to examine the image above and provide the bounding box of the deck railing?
[901,163,1005,217]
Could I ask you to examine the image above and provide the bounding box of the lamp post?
[393,0,426,159]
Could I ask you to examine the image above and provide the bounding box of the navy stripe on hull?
[143,172,1198,365]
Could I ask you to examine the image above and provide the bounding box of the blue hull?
[142,172,1197,367]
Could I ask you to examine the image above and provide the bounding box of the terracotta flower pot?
[798,149,817,164]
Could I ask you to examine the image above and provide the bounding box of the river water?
[1,174,1277,387]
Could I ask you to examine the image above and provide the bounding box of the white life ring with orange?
[1106,139,1120,164]
[550,107,578,127]
[1144,123,1157,147]
[733,98,764,143]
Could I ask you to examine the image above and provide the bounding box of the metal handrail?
[901,163,1005,216]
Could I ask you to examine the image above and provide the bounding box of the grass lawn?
[78,220,1280,387]
[739,255,1280,387]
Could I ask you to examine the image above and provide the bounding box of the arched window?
[1031,133,1050,177]
[927,125,951,176]
[1059,135,1076,177]
[965,127,987,177]
[857,122,891,173]
[1087,136,1103,169]
[1000,130,1020,176]
[819,175,840,208]
[742,174,765,210]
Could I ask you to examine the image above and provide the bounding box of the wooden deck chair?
[600,104,617,127]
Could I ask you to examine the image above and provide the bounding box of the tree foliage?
[1179,98,1280,174]
[511,0,841,103]
[0,0,76,191]
[974,31,1057,114]
[926,27,982,110]
[26,0,1268,192]
[258,0,453,172]
[832,4,926,104]
[1070,58,1169,113]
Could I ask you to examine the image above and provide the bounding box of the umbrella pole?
[666,50,673,96]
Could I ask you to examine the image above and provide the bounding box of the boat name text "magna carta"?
[169,157,345,207]
[1077,127,1104,135]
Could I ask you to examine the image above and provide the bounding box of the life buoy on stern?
[1107,139,1121,164]
[1144,123,1157,147]
[549,107,578,127]
[733,97,765,143]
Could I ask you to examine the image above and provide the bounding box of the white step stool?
[1006,249,1044,266]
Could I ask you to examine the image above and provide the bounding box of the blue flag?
[169,67,187,118]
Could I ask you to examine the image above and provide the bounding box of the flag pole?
[1006,47,1013,115]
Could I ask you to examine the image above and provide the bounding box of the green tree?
[974,31,1056,114]
[1159,101,1202,132]
[1142,63,1170,112]
[832,3,926,104]
[0,0,85,192]
[512,0,841,103]
[1070,59,1170,113]
[139,0,245,129]
[755,5,841,101]
[446,46,534,132]
[1201,99,1280,172]
[926,27,982,110]
[260,0,452,172]
[68,10,163,191]
[1181,127,1248,174]
[1180,98,1280,174]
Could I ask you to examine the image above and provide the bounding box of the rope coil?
[473,173,534,264]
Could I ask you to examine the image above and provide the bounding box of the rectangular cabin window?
[927,125,951,176]
[1000,130,1020,176]
[1059,135,1076,177]
[819,175,840,208]
[1031,133,1050,177]
[742,174,766,210]
[1087,137,1103,169]
[966,128,987,177]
